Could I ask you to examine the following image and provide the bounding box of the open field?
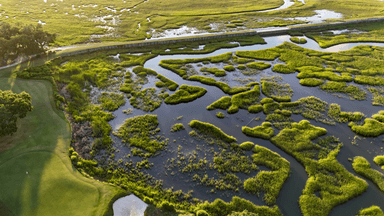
[2,0,384,46]
[0,77,125,216]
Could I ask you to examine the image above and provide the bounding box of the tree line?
[0,22,55,65]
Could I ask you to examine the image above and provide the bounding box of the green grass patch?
[368,87,384,106]
[242,122,275,140]
[349,118,384,137]
[189,120,236,143]
[164,85,207,105]
[207,96,232,110]
[352,156,384,192]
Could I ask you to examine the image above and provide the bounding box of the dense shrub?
[189,120,237,143]
[242,122,274,140]
[196,210,210,216]
[207,96,232,110]
[164,85,207,105]
[159,201,176,212]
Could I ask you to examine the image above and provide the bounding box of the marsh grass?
[200,67,227,77]
[115,114,165,154]
[130,88,168,112]
[353,156,384,192]
[156,74,179,91]
[327,103,365,123]
[189,120,236,143]
[242,122,275,140]
[97,92,126,111]
[355,206,384,216]
[271,120,368,216]
[164,85,207,104]
[244,145,290,205]
[368,87,384,106]
[171,123,185,132]
[188,76,248,95]
[320,81,366,100]
[207,96,232,111]
[261,76,293,102]
[299,78,324,87]
[216,112,225,118]
[246,62,272,70]
[290,37,307,44]
[228,84,260,114]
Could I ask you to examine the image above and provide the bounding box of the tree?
[0,90,33,137]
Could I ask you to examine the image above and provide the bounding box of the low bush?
[239,141,255,151]
[224,65,236,72]
[159,201,176,212]
[321,81,366,100]
[171,123,185,132]
[242,122,275,140]
[165,85,207,105]
[189,120,237,143]
[237,65,247,70]
[299,78,324,87]
[246,62,271,70]
[352,156,384,192]
[207,96,232,110]
[196,210,210,216]
[355,206,384,216]
[290,37,307,44]
[374,155,384,170]
[197,196,282,216]
[216,112,225,118]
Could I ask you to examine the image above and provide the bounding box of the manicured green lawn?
[0,78,125,216]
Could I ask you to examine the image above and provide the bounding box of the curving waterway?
[109,35,384,216]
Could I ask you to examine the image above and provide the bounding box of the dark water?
[105,35,384,215]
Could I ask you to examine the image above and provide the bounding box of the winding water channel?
[107,35,384,215]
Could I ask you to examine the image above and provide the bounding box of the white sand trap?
[113,194,148,216]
